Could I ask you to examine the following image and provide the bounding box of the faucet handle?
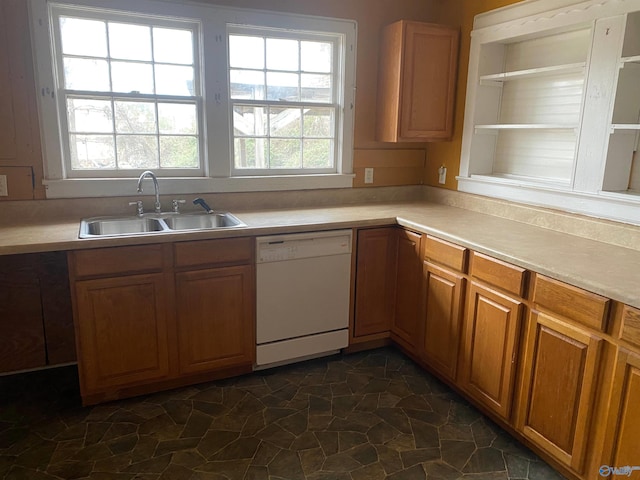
[129,201,144,216]
[171,199,186,213]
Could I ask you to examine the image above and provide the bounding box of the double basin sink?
[80,212,246,238]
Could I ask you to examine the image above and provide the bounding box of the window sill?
[42,174,355,199]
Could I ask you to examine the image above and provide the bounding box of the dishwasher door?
[256,230,352,366]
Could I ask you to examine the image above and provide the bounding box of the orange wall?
[425,0,525,190]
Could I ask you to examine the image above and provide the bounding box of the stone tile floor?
[0,348,566,480]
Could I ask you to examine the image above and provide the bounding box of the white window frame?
[227,25,343,177]
[50,6,204,179]
[29,0,356,198]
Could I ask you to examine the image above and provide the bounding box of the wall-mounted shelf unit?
[459,1,640,225]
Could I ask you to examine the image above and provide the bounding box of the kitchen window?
[29,0,356,197]
[51,8,202,178]
[229,27,340,175]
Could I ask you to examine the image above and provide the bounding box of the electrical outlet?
[364,168,374,184]
[0,175,7,196]
[438,166,447,185]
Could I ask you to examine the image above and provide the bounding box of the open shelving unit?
[458,1,640,225]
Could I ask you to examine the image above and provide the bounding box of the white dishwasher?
[255,229,352,367]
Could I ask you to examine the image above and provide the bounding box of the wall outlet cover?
[0,175,8,196]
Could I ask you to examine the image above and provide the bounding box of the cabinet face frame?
[459,0,640,225]
[516,309,603,473]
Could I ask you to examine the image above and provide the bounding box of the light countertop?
[1,201,638,309]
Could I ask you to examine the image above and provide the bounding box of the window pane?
[230,70,265,100]
[64,58,110,91]
[234,138,267,168]
[67,98,113,133]
[60,17,107,57]
[160,136,198,168]
[266,38,298,71]
[303,139,332,168]
[266,72,299,101]
[155,65,194,96]
[115,101,156,134]
[270,139,301,168]
[270,108,301,137]
[109,23,152,61]
[229,35,264,69]
[159,103,197,134]
[111,62,154,94]
[301,41,332,73]
[153,28,193,65]
[303,108,333,137]
[69,134,115,169]
[301,74,332,103]
[116,135,159,169]
[233,106,267,136]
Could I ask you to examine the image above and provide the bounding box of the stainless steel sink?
[82,217,168,237]
[164,213,245,231]
[79,212,246,238]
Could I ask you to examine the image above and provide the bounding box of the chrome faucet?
[137,170,162,214]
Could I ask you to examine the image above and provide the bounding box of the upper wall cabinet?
[376,21,459,142]
[459,0,640,225]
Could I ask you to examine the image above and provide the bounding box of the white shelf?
[475,124,578,131]
[611,124,640,131]
[479,62,585,84]
[621,55,640,64]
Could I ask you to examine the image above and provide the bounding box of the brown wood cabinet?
[175,265,254,374]
[353,228,397,338]
[516,310,603,474]
[601,348,640,477]
[391,229,422,354]
[0,256,46,372]
[69,238,255,404]
[376,20,459,142]
[74,273,172,392]
[422,262,465,381]
[0,252,74,373]
[460,281,523,420]
[420,235,468,381]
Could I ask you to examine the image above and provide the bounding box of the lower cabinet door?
[354,228,397,337]
[422,262,465,381]
[175,265,254,374]
[601,348,640,477]
[74,273,172,392]
[392,230,423,353]
[516,310,603,474]
[460,282,523,420]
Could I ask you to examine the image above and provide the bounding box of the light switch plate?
[0,175,8,196]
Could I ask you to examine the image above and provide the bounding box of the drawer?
[424,236,467,272]
[71,244,165,278]
[470,251,526,297]
[532,274,610,331]
[174,237,253,268]
[620,304,640,348]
